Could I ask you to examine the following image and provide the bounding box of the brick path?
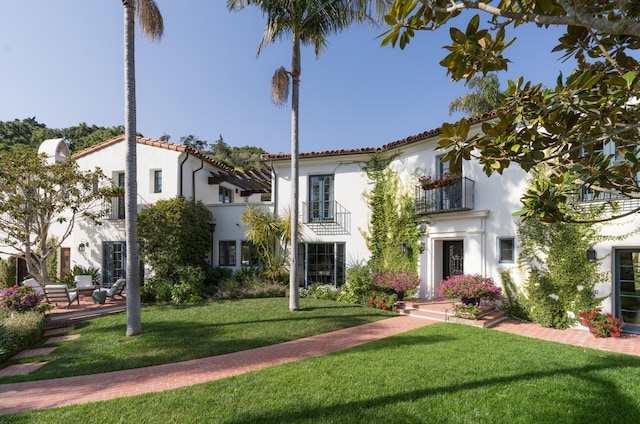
[0,315,429,416]
[1,315,639,416]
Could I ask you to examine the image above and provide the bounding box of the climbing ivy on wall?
[362,153,421,274]
[515,205,633,329]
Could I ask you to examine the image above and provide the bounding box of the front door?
[443,240,464,279]
[615,249,640,334]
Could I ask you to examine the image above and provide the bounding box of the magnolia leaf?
[449,27,467,45]
[622,71,636,88]
[465,14,480,36]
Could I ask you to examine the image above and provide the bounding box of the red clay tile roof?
[262,111,498,161]
[71,135,271,194]
[71,135,236,172]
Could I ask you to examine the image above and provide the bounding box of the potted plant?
[579,309,623,338]
[437,274,502,304]
[418,173,460,190]
[373,270,420,301]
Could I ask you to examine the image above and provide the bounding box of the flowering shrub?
[373,270,420,293]
[418,173,459,190]
[579,309,623,338]
[437,274,502,301]
[0,285,43,313]
[368,290,397,311]
[453,302,483,319]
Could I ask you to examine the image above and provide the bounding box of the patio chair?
[21,278,44,297]
[44,284,80,308]
[97,278,126,300]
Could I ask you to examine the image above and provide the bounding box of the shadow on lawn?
[224,357,640,423]
[0,301,394,383]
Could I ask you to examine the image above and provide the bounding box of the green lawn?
[0,298,393,383]
[4,322,640,423]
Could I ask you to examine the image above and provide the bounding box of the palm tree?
[448,73,502,116]
[123,0,163,336]
[228,0,389,311]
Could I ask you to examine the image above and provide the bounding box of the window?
[241,241,256,267]
[103,241,126,287]
[498,238,515,263]
[219,186,233,203]
[308,175,334,222]
[153,170,162,193]
[304,242,345,287]
[219,240,236,266]
[116,172,125,219]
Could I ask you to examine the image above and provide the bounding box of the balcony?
[415,177,475,215]
[569,187,640,214]
[302,200,351,235]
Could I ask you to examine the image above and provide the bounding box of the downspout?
[179,151,190,198]
[192,158,204,202]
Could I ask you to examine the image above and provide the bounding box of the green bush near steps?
[0,310,45,363]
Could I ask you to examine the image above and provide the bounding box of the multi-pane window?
[153,170,162,193]
[219,240,236,266]
[116,172,125,219]
[309,175,334,222]
[304,242,345,287]
[498,238,515,263]
[241,240,256,267]
[103,241,126,287]
[219,186,233,203]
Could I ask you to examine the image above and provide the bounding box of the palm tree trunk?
[124,2,142,336]
[289,35,301,311]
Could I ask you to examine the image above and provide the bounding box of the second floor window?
[116,172,125,219]
[153,170,162,193]
[309,175,334,222]
[219,186,233,203]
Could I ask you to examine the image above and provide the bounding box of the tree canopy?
[0,149,108,284]
[137,197,213,274]
[0,118,124,153]
[382,1,640,223]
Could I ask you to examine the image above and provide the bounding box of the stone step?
[396,300,508,328]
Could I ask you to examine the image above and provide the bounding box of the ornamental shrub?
[301,284,339,301]
[0,310,45,361]
[0,323,10,358]
[367,290,397,311]
[373,270,420,293]
[579,309,623,338]
[343,264,375,304]
[0,285,43,313]
[437,274,502,301]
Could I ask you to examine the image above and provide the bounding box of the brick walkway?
[1,315,639,416]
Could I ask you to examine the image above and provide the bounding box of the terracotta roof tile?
[71,135,271,193]
[262,111,497,161]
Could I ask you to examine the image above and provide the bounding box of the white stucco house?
[63,135,270,286]
[264,113,640,334]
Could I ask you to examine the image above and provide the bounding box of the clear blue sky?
[0,1,575,154]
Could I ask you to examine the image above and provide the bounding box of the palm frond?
[271,66,290,107]
[135,0,164,41]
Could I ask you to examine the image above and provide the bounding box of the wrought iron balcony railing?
[415,177,475,215]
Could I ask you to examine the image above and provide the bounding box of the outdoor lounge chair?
[98,278,126,299]
[21,278,44,297]
[44,284,80,308]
